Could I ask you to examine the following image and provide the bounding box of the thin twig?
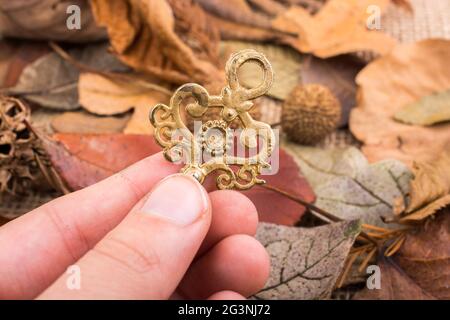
[261,184,378,245]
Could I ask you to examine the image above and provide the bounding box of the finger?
[179,234,270,299]
[198,190,258,255]
[0,152,180,299]
[208,291,246,300]
[39,174,212,300]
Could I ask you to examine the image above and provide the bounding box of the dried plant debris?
[0,97,49,195]
[6,43,128,110]
[355,211,450,300]
[90,0,224,86]
[255,220,361,300]
[394,89,450,126]
[350,39,450,166]
[282,84,341,145]
[78,73,169,134]
[0,0,107,42]
[220,41,302,100]
[272,0,397,58]
[51,111,131,134]
[284,142,412,228]
[396,151,450,223]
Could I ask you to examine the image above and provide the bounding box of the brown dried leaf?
[209,14,286,43]
[51,111,130,134]
[0,0,107,42]
[350,39,450,166]
[7,43,127,110]
[195,0,273,29]
[78,73,169,134]
[272,0,397,58]
[255,220,361,299]
[397,151,450,222]
[90,0,224,86]
[355,211,450,299]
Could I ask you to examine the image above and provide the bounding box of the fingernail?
[141,174,208,226]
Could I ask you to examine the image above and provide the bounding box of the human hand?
[0,153,270,299]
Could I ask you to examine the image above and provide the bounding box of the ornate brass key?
[149,49,275,190]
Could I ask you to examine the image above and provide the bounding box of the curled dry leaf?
[90,0,224,86]
[51,111,130,134]
[255,220,361,299]
[0,0,107,42]
[284,141,412,228]
[272,0,397,58]
[220,41,302,100]
[398,151,450,222]
[6,43,127,110]
[355,210,449,300]
[350,39,450,166]
[393,89,450,126]
[78,73,169,134]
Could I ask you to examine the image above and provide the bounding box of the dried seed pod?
[282,84,341,145]
[0,96,49,195]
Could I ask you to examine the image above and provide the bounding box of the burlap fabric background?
[1,0,449,218]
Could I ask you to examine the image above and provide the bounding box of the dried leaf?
[0,0,107,42]
[284,142,412,227]
[394,89,450,126]
[220,41,302,100]
[398,151,450,222]
[41,133,162,190]
[356,211,449,299]
[90,0,224,86]
[0,42,49,88]
[255,220,361,299]
[350,39,450,166]
[195,0,273,30]
[7,43,127,110]
[354,258,435,300]
[209,14,287,43]
[51,111,130,134]
[78,73,169,134]
[300,55,365,127]
[272,0,397,58]
[243,148,316,226]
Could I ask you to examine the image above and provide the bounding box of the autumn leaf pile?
[0,0,449,300]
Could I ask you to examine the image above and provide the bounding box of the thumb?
[39,174,211,299]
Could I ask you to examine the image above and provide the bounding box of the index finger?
[0,152,180,299]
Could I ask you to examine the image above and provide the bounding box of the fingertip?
[208,290,246,300]
[200,191,258,253]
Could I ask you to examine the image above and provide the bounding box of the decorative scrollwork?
[149,49,276,190]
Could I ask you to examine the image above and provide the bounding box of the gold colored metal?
[149,49,275,190]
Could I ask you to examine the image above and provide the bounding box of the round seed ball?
[282,84,341,145]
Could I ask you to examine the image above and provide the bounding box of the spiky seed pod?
[0,97,44,195]
[282,84,341,145]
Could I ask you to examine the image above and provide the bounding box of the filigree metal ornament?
[149,50,275,190]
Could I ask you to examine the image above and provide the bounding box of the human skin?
[0,152,270,299]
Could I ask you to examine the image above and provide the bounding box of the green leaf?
[284,141,413,227]
[394,89,450,126]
